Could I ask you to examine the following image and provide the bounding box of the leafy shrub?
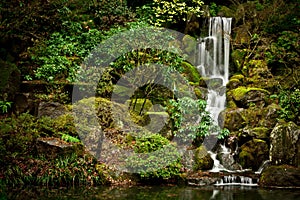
[30,23,104,82]
[0,113,78,161]
[167,97,213,143]
[89,0,136,29]
[272,88,300,124]
[266,31,299,67]
[0,101,12,114]
[125,133,182,180]
[137,0,204,27]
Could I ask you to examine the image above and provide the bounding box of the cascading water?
[197,17,232,127]
[197,17,232,171]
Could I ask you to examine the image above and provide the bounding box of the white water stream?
[197,17,233,172]
[197,17,232,125]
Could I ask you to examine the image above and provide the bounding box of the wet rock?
[206,78,223,89]
[238,139,269,171]
[270,121,300,167]
[259,165,300,187]
[37,101,67,118]
[217,152,242,171]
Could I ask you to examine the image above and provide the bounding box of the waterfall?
[197,17,232,127]
[215,175,258,186]
[197,17,232,171]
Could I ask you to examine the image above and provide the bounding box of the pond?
[2,185,300,200]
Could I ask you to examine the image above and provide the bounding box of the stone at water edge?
[259,165,300,187]
[269,121,300,167]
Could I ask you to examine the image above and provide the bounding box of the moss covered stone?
[181,61,201,83]
[227,78,241,90]
[259,165,300,187]
[193,145,214,171]
[231,86,269,101]
[230,74,245,81]
[238,139,269,171]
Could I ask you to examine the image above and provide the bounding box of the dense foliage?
[0,0,299,187]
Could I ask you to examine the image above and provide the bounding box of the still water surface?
[3,185,300,200]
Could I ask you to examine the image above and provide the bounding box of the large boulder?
[259,165,300,187]
[238,139,269,171]
[258,103,280,128]
[194,145,214,171]
[181,145,213,171]
[230,86,269,108]
[222,108,246,131]
[269,121,300,167]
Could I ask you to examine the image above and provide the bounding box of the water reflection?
[2,185,300,200]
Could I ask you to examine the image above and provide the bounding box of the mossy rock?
[144,111,171,136]
[259,165,300,187]
[231,86,269,101]
[258,103,280,128]
[194,87,202,99]
[230,74,245,81]
[193,145,214,171]
[270,121,300,167]
[112,85,132,103]
[230,86,270,108]
[222,108,247,131]
[199,77,208,87]
[181,61,201,83]
[182,35,197,54]
[240,127,270,140]
[238,139,269,171]
[227,78,241,90]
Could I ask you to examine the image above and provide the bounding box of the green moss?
[232,49,247,70]
[194,87,202,99]
[230,74,245,81]
[127,98,153,114]
[181,61,201,83]
[251,127,270,139]
[231,86,269,101]
[193,145,213,171]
